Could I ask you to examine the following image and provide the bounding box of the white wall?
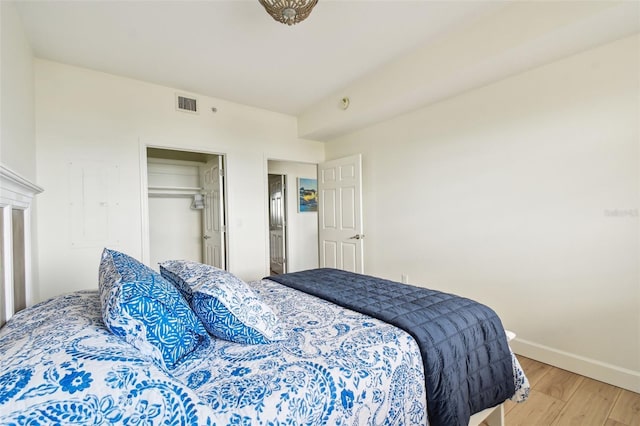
[34,60,324,302]
[1,1,40,313]
[325,35,639,391]
[1,1,36,181]
[148,196,202,269]
[268,160,319,272]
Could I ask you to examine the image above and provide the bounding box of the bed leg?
[484,404,504,426]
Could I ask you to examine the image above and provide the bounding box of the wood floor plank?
[552,377,620,426]
[481,357,638,426]
[609,389,640,426]
[502,398,517,416]
[503,389,565,425]
[604,419,630,426]
[535,366,583,402]
[517,355,553,387]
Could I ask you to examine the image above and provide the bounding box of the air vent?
[176,94,199,114]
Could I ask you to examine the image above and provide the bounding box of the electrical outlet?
[401,274,409,284]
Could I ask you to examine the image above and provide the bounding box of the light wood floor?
[491,356,640,426]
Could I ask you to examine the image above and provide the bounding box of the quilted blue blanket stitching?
[267,268,515,426]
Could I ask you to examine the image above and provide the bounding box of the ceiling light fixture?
[258,0,319,26]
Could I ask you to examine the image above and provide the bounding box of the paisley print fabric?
[160,260,286,344]
[0,291,216,425]
[510,354,530,402]
[171,278,429,425]
[99,249,209,370]
[0,286,428,425]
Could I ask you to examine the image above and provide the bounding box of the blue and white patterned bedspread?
[0,291,217,425]
[172,278,428,425]
[0,280,428,425]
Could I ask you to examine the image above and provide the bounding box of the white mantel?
[0,164,43,324]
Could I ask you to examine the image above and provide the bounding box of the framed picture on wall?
[298,178,318,213]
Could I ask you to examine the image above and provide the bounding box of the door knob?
[349,234,365,240]
[203,235,211,240]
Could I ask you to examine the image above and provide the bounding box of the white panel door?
[318,154,364,273]
[268,174,287,274]
[202,157,226,269]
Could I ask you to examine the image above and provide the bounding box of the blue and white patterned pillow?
[159,260,287,344]
[98,249,210,370]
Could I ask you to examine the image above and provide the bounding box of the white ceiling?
[14,0,504,115]
[14,1,640,140]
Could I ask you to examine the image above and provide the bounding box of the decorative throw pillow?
[159,260,287,344]
[98,249,209,370]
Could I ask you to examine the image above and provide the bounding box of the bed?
[0,249,529,425]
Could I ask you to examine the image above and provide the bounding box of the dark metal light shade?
[259,0,319,26]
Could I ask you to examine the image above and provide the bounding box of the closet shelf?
[148,186,203,197]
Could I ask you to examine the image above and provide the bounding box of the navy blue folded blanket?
[267,268,515,426]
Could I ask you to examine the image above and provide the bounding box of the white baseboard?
[510,338,640,393]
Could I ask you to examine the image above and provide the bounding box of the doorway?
[268,174,287,274]
[267,160,319,274]
[145,147,228,270]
